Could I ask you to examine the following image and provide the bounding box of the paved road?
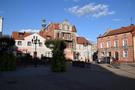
[0,63,135,90]
[99,63,135,79]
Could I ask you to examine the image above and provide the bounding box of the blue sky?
[0,0,135,42]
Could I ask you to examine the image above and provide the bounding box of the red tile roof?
[99,24,135,38]
[77,37,92,45]
[12,32,32,40]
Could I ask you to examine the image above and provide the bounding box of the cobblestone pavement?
[0,63,135,90]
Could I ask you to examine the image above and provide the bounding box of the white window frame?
[107,41,111,48]
[114,40,118,48]
[123,39,128,47]
[100,43,104,48]
[123,50,128,58]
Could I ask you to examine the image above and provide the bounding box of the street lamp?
[32,36,40,58]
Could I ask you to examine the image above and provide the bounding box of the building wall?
[98,32,134,62]
[76,44,92,62]
[15,33,52,58]
[134,36,135,62]
[0,16,3,37]
[45,21,77,60]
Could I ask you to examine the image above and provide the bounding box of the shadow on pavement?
[0,62,135,90]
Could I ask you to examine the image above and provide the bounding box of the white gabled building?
[12,32,52,58]
[75,37,92,62]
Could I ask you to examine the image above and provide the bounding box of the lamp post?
[32,36,40,67]
[32,36,40,57]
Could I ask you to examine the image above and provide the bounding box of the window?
[123,50,128,57]
[39,42,42,47]
[114,40,118,48]
[17,41,22,46]
[27,41,32,46]
[18,33,24,38]
[107,41,111,48]
[123,39,128,47]
[57,33,59,38]
[67,34,71,40]
[100,43,104,48]
[64,25,69,30]
[62,33,64,37]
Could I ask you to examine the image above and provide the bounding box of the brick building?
[39,20,77,60]
[97,24,135,63]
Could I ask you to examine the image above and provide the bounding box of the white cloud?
[19,29,40,33]
[67,3,115,18]
[112,18,121,21]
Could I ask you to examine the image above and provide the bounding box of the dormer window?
[18,33,24,38]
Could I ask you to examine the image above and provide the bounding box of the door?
[115,51,119,60]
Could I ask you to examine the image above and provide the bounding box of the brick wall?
[98,32,134,62]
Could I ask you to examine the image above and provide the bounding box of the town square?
[0,0,135,90]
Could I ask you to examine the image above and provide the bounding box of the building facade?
[39,20,77,60]
[76,37,92,62]
[0,16,3,37]
[12,32,51,58]
[97,25,135,63]
[12,20,93,61]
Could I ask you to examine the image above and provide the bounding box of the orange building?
[97,24,135,63]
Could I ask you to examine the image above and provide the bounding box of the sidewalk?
[99,63,135,79]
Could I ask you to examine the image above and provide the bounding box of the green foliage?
[0,52,16,71]
[16,54,33,65]
[45,40,66,72]
[0,36,16,71]
[0,35,15,52]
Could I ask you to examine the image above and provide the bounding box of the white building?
[75,37,92,62]
[0,16,3,37]
[12,32,52,58]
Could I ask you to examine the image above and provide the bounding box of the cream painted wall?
[76,44,92,62]
[15,33,52,58]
